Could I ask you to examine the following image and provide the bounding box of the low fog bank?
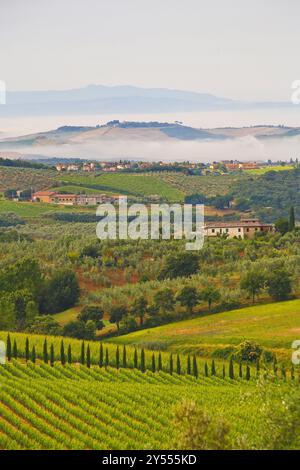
[11,135,300,163]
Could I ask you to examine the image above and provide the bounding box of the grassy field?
[245,165,295,175]
[57,173,184,201]
[106,299,300,361]
[0,200,96,217]
[0,361,291,450]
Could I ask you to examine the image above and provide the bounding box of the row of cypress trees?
[4,334,293,381]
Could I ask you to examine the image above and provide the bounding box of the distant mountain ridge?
[0,84,293,117]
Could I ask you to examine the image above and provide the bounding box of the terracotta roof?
[51,194,77,198]
[33,191,57,196]
[204,221,274,228]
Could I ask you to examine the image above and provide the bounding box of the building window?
[246,228,249,232]
[226,229,229,233]
[212,229,215,233]
[238,228,241,232]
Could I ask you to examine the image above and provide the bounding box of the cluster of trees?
[0,258,80,331]
[240,267,293,303]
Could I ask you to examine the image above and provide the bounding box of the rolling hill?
[106,299,300,362]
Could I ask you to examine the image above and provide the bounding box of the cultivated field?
[0,361,295,450]
[57,173,184,201]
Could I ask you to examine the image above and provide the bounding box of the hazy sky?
[1,0,299,100]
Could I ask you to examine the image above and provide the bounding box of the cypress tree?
[169,354,173,375]
[193,355,198,379]
[86,345,91,369]
[25,338,30,363]
[289,206,295,231]
[32,346,36,364]
[6,334,11,362]
[133,348,138,369]
[105,348,109,369]
[158,352,162,372]
[176,354,181,375]
[12,340,18,360]
[140,349,146,373]
[50,344,54,367]
[60,340,66,366]
[211,360,216,376]
[43,339,48,364]
[204,362,208,377]
[246,365,250,381]
[99,343,104,367]
[67,344,72,364]
[116,346,120,369]
[239,361,243,379]
[229,358,234,380]
[80,341,85,365]
[122,345,127,368]
[151,354,156,373]
[222,364,226,379]
[187,355,191,375]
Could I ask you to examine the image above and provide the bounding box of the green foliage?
[240,269,266,303]
[267,269,292,301]
[176,286,199,313]
[160,252,199,279]
[40,270,80,314]
[78,305,104,329]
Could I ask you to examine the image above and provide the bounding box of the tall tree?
[200,286,221,311]
[176,354,181,375]
[6,334,11,362]
[43,339,48,364]
[116,346,120,369]
[131,296,148,326]
[86,345,91,369]
[99,343,104,367]
[50,344,54,367]
[151,354,156,373]
[289,206,296,231]
[60,340,66,366]
[80,341,85,365]
[158,352,162,372]
[133,348,138,369]
[109,305,127,331]
[240,269,266,303]
[122,345,127,368]
[31,346,36,364]
[169,354,173,375]
[25,337,30,363]
[140,349,146,373]
[176,286,199,314]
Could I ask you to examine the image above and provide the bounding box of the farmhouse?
[204,218,274,239]
[32,191,117,206]
[32,191,58,203]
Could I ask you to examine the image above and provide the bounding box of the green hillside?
[107,299,300,361]
[57,173,184,201]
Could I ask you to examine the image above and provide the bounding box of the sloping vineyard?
[0,361,288,450]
